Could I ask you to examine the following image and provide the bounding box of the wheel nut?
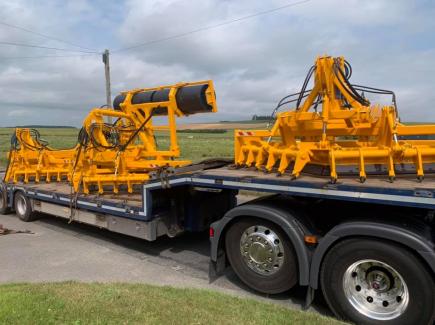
[367,296,373,303]
[382,301,389,307]
[355,285,361,292]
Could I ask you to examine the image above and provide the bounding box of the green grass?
[0,128,234,167]
[178,129,228,133]
[156,131,233,162]
[0,282,342,325]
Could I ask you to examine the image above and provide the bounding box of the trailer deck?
[142,167,435,215]
[4,166,435,224]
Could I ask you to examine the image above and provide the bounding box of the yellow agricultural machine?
[4,80,217,194]
[235,55,435,182]
[5,55,435,195]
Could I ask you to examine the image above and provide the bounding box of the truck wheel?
[321,238,435,325]
[225,218,297,294]
[0,186,10,214]
[14,192,34,222]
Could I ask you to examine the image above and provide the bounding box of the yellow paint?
[5,80,217,193]
[235,56,435,182]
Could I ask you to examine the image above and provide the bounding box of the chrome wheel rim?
[343,259,409,320]
[240,225,284,275]
[16,195,27,216]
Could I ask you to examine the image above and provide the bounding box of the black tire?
[321,238,435,325]
[14,191,34,222]
[225,218,298,294]
[0,185,10,215]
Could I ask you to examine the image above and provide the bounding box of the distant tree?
[252,115,272,121]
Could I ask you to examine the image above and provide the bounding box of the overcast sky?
[0,0,434,126]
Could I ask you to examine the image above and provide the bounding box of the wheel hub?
[240,225,284,275]
[248,241,269,263]
[367,269,391,292]
[343,259,409,320]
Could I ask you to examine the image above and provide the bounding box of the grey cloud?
[0,0,434,127]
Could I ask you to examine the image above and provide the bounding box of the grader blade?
[5,80,217,194]
[235,56,435,182]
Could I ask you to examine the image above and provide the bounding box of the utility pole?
[102,49,112,122]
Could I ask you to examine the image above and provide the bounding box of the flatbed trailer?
[1,164,435,324]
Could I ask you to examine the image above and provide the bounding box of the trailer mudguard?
[309,221,435,289]
[210,202,312,285]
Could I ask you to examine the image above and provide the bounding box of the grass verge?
[0,282,342,325]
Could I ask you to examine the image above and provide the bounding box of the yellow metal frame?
[5,80,217,193]
[235,56,435,182]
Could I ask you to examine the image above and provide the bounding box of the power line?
[0,20,97,51]
[0,53,100,60]
[0,41,100,53]
[112,0,310,53]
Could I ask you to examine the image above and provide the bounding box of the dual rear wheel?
[0,186,9,215]
[225,219,435,324]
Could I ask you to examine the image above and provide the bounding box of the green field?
[0,128,234,167]
[0,282,343,325]
[156,130,234,162]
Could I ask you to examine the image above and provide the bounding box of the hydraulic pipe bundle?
[5,80,217,193]
[235,56,435,182]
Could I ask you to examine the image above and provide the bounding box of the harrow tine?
[329,150,337,182]
[388,153,395,180]
[246,148,256,167]
[359,150,366,181]
[255,147,267,169]
[416,149,424,181]
[265,151,277,172]
[278,152,290,174]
